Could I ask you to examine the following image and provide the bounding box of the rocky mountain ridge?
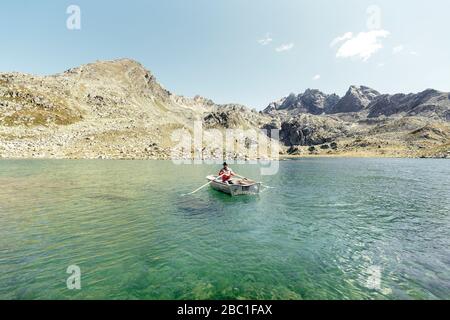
[264,89,340,116]
[0,59,449,159]
[264,85,450,121]
[263,84,449,158]
[0,59,273,160]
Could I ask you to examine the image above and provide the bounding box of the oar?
[182,175,223,196]
[235,173,275,189]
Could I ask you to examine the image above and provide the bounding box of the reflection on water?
[0,159,449,300]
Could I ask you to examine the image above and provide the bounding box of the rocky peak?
[263,89,340,116]
[328,85,380,114]
[367,88,450,120]
[63,59,148,78]
[278,93,298,111]
[61,58,172,102]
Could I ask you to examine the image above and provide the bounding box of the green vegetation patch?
[0,86,82,127]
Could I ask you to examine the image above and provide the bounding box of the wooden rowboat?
[206,175,261,196]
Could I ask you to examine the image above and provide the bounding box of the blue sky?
[0,0,449,109]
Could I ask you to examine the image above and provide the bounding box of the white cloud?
[331,30,390,61]
[258,33,273,46]
[275,43,294,52]
[377,62,385,68]
[312,74,321,81]
[330,32,353,47]
[393,45,404,54]
[392,46,419,56]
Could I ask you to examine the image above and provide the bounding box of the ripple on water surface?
[0,159,449,299]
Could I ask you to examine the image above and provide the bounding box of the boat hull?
[207,175,261,196]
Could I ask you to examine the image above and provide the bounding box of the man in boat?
[219,162,235,184]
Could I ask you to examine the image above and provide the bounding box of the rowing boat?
[206,175,261,196]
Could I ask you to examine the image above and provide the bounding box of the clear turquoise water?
[0,159,449,300]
